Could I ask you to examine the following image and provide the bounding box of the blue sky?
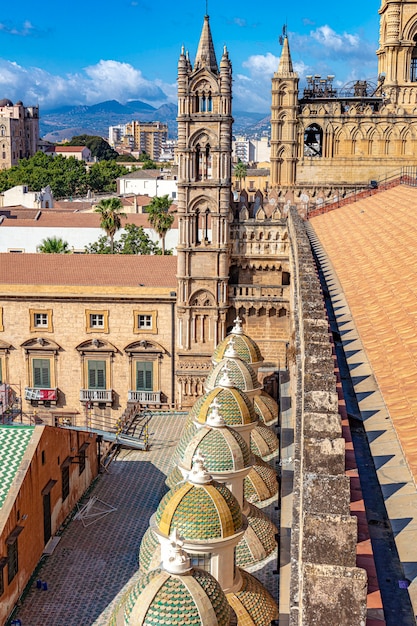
[0,0,381,112]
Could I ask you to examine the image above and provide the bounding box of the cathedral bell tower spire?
[176,15,233,408]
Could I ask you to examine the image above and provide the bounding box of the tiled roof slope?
[0,425,35,508]
[310,184,417,479]
[0,254,177,287]
[0,212,179,228]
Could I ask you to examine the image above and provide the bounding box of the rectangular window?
[136,361,153,391]
[79,449,86,475]
[33,359,51,388]
[88,360,106,389]
[7,541,18,584]
[190,553,211,572]
[61,465,70,501]
[90,314,104,328]
[30,309,52,332]
[34,313,49,327]
[138,314,152,329]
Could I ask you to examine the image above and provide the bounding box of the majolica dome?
[212,317,264,369]
[189,386,257,427]
[253,392,279,426]
[139,526,161,572]
[205,357,262,396]
[180,404,252,474]
[128,531,231,626]
[155,466,243,541]
[235,503,277,569]
[250,424,279,460]
[244,455,278,505]
[227,569,278,626]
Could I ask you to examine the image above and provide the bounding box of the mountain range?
[40,99,270,143]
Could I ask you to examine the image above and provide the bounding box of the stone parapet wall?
[286,207,367,625]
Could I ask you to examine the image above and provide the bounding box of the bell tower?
[176,15,233,407]
[270,36,299,189]
[377,0,417,106]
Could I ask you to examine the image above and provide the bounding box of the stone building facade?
[271,0,417,199]
[0,99,39,170]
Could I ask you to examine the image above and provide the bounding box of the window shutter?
[33,359,50,388]
[136,362,153,391]
[88,360,106,389]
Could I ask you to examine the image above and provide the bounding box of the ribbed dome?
[250,424,279,460]
[125,567,231,625]
[205,358,262,395]
[189,387,257,427]
[139,526,161,572]
[181,425,251,473]
[244,455,278,505]
[155,480,243,541]
[227,569,278,626]
[253,392,279,426]
[235,503,278,568]
[172,420,199,466]
[166,465,185,490]
[212,322,263,369]
[0,98,13,107]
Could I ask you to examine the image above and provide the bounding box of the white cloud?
[242,52,279,77]
[310,25,360,52]
[0,58,174,109]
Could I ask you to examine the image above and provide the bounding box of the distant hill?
[40,100,269,141]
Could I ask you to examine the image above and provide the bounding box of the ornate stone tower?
[377,0,417,107]
[270,37,299,189]
[176,15,233,407]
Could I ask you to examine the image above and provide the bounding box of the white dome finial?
[232,317,244,335]
[218,364,234,388]
[189,449,212,484]
[206,400,226,428]
[162,528,192,574]
[224,336,239,359]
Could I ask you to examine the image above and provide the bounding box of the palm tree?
[147,195,175,254]
[38,237,71,254]
[94,197,126,253]
[234,160,247,191]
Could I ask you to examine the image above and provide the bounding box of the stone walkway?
[13,413,186,626]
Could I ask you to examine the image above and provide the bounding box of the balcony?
[80,389,113,405]
[229,284,288,302]
[128,390,161,405]
[25,387,58,404]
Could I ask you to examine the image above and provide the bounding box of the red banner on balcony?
[39,389,57,401]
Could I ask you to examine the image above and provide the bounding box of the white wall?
[119,178,177,200]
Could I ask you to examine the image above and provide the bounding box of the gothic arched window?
[411,35,417,82]
[304,124,323,157]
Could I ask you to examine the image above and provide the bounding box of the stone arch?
[189,289,215,307]
[304,123,323,157]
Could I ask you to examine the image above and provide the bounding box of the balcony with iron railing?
[80,389,113,405]
[128,390,162,404]
[25,387,58,404]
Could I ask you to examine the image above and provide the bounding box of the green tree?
[37,236,71,253]
[118,223,161,255]
[141,159,157,170]
[84,235,117,254]
[94,197,126,253]
[147,195,174,255]
[65,135,119,160]
[234,160,247,190]
[88,160,129,193]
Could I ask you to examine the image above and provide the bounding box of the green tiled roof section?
[172,421,198,465]
[138,527,161,572]
[244,456,278,503]
[250,424,279,458]
[235,503,278,567]
[125,568,230,626]
[254,392,278,426]
[0,425,35,508]
[212,334,263,365]
[191,387,257,426]
[155,481,242,540]
[228,569,278,626]
[182,427,251,472]
[165,465,184,490]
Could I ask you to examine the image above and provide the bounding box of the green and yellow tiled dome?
[235,503,278,568]
[166,465,186,490]
[205,358,262,396]
[244,455,279,505]
[180,425,251,474]
[212,334,263,369]
[138,526,161,573]
[188,387,257,427]
[227,569,279,626]
[171,420,199,467]
[125,566,231,626]
[155,480,243,541]
[253,392,279,426]
[250,424,279,460]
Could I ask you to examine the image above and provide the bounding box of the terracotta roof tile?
[0,253,177,288]
[0,212,179,228]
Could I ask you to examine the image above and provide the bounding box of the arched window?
[411,35,417,82]
[304,124,323,157]
[207,94,213,112]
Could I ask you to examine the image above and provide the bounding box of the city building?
[0,99,39,170]
[44,146,92,162]
[270,0,417,200]
[117,168,178,199]
[109,121,168,161]
[0,185,54,210]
